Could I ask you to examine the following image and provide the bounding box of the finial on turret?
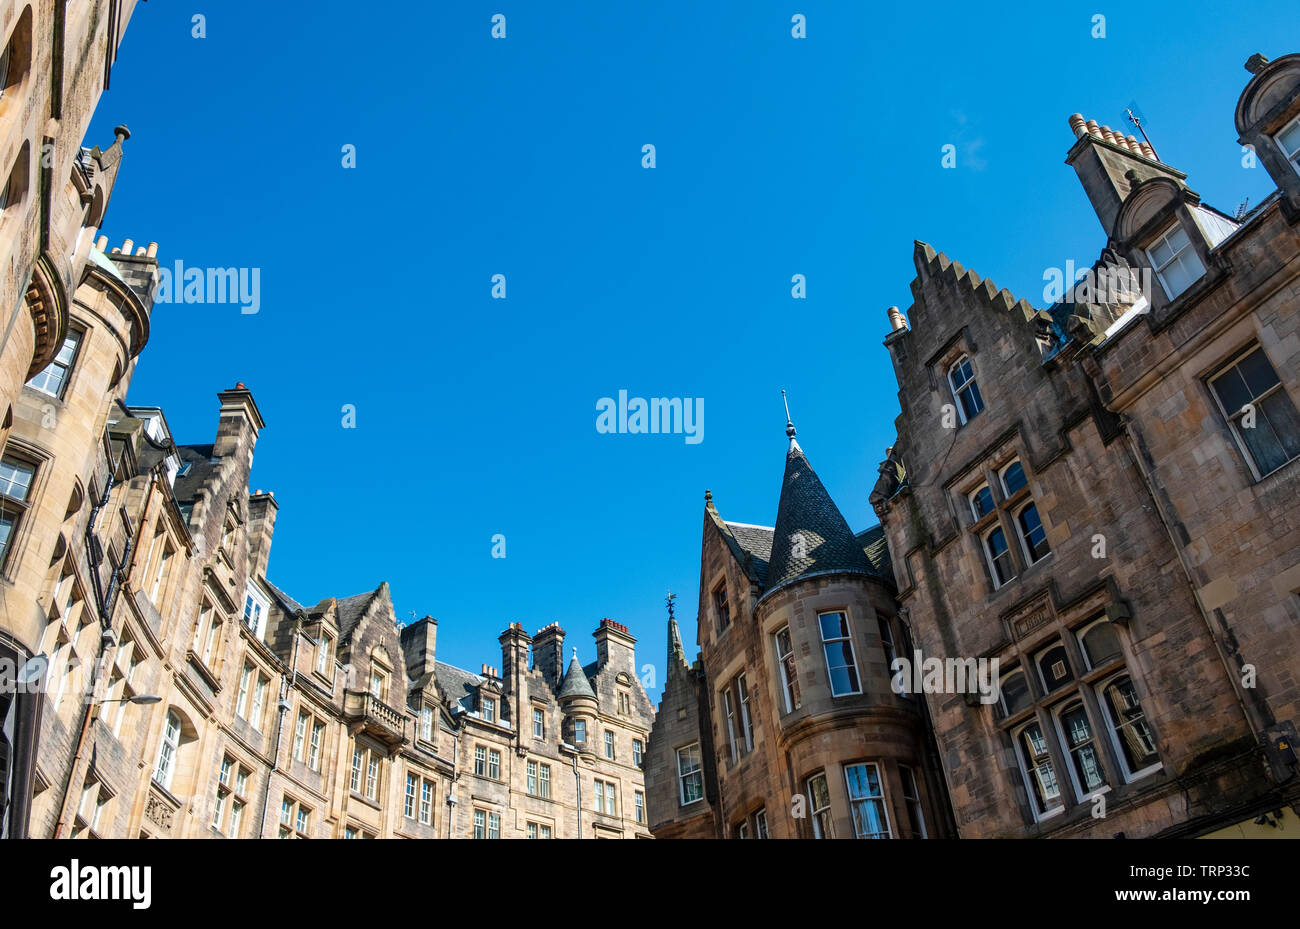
[782,389,796,439]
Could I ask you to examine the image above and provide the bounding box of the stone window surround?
[1202,338,1300,484]
[958,451,1053,592]
[993,604,1162,825]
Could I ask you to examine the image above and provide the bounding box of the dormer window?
[481,695,496,724]
[947,354,984,425]
[242,585,269,640]
[1275,112,1300,176]
[1145,223,1205,300]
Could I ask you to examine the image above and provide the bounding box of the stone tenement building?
[0,250,655,838]
[0,0,142,838]
[645,422,952,839]
[870,51,1300,838]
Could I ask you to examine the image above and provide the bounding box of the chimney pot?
[146,242,158,258]
[95,235,108,251]
[1068,114,1087,139]
[887,305,907,332]
[121,238,134,254]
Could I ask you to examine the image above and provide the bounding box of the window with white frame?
[235,663,252,719]
[314,633,333,676]
[947,354,985,424]
[154,710,182,790]
[722,672,755,762]
[1056,700,1109,799]
[969,483,994,520]
[1209,345,1300,480]
[404,773,417,818]
[278,795,311,839]
[618,690,631,715]
[634,790,645,824]
[194,602,222,668]
[1098,674,1161,781]
[351,743,380,801]
[481,695,496,723]
[818,612,861,696]
[0,456,36,566]
[212,756,250,836]
[420,705,434,742]
[1000,460,1028,496]
[487,748,500,780]
[676,743,703,805]
[806,772,832,838]
[27,329,84,398]
[1274,112,1300,174]
[1014,719,1064,820]
[1016,501,1051,564]
[473,744,486,776]
[1145,222,1205,300]
[632,738,643,766]
[526,821,552,839]
[573,717,586,744]
[242,584,269,640]
[754,808,768,839]
[844,763,891,839]
[419,778,434,825]
[532,707,545,739]
[604,729,615,759]
[774,626,801,713]
[593,779,617,816]
[899,765,927,838]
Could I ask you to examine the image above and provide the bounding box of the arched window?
[947,355,984,424]
[1054,701,1108,799]
[1013,720,1063,821]
[997,668,1031,718]
[1076,619,1123,670]
[154,711,182,790]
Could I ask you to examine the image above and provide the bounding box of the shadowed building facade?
[646,419,952,839]
[871,51,1300,838]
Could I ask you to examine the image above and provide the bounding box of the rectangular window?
[539,823,551,839]
[487,812,500,838]
[677,743,703,806]
[309,722,324,771]
[527,822,538,839]
[28,329,83,398]
[482,696,496,723]
[1209,346,1300,479]
[593,780,615,816]
[1099,674,1160,781]
[293,712,308,762]
[899,765,927,838]
[635,791,645,824]
[1277,112,1300,173]
[844,763,891,838]
[420,705,434,742]
[250,675,267,730]
[604,730,615,759]
[807,773,832,839]
[1016,721,1064,819]
[420,780,433,825]
[405,774,417,818]
[315,635,332,675]
[527,760,538,796]
[737,674,753,752]
[713,581,730,632]
[754,808,768,839]
[350,747,363,793]
[230,800,244,837]
[984,526,1016,587]
[775,626,801,712]
[539,763,551,799]
[1058,702,1108,797]
[1146,222,1205,299]
[473,810,486,839]
[532,707,545,739]
[723,687,739,763]
[474,746,486,776]
[632,739,643,766]
[574,718,586,744]
[594,780,604,812]
[366,754,379,800]
[0,457,36,566]
[235,664,252,719]
[818,612,861,696]
[487,748,501,780]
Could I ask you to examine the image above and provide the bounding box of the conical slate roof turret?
[765,409,872,592]
[557,647,597,699]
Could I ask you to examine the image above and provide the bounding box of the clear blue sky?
[89,1,1281,695]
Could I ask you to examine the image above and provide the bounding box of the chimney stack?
[1064,112,1184,235]
[246,490,278,580]
[532,623,566,689]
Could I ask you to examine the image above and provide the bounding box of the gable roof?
[434,660,483,712]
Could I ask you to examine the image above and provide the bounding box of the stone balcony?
[343,691,408,747]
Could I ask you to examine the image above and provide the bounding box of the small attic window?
[176,461,191,478]
[1145,223,1205,300]
[1275,113,1300,175]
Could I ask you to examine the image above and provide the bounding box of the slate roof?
[434,660,483,712]
[723,522,773,586]
[263,579,306,616]
[761,438,876,592]
[172,444,217,505]
[336,589,381,640]
[557,653,597,699]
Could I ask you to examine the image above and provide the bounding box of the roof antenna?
[782,389,796,439]
[1125,107,1158,161]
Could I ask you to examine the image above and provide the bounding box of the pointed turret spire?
[557,646,596,699]
[765,425,872,592]
[666,591,686,668]
[782,389,801,452]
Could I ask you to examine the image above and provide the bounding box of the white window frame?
[1145,221,1206,300]
[968,483,993,521]
[676,743,704,806]
[27,328,83,398]
[947,354,984,425]
[242,584,270,640]
[154,710,181,791]
[1273,112,1300,175]
[806,772,832,839]
[774,626,801,713]
[532,707,545,739]
[1013,718,1065,822]
[1015,501,1051,565]
[1053,700,1110,803]
[737,674,753,752]
[481,696,496,723]
[982,524,1016,588]
[817,611,861,697]
[843,762,892,839]
[1096,672,1162,784]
